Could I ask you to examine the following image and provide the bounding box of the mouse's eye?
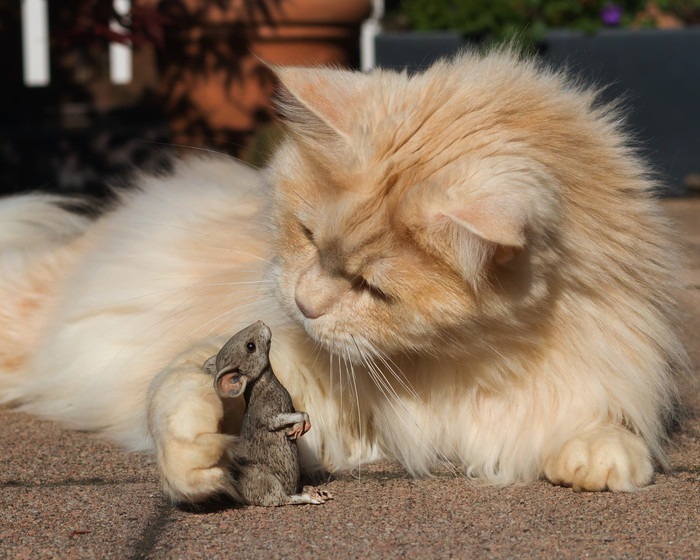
[246,342,256,353]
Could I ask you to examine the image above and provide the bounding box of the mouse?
[203,321,333,507]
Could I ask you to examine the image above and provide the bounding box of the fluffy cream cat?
[0,49,688,501]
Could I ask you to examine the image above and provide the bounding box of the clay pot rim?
[138,0,372,27]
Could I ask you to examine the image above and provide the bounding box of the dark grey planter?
[374,31,463,71]
[374,28,700,196]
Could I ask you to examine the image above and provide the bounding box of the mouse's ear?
[215,370,247,399]
[202,356,217,376]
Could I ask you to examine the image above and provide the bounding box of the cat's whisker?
[89,289,227,375]
[342,345,363,481]
[64,281,269,310]
[364,341,425,405]
[152,270,268,279]
[353,337,465,478]
[141,140,237,162]
[292,191,315,212]
[202,280,275,287]
[120,224,275,266]
[192,299,277,338]
[102,292,274,376]
[337,350,344,425]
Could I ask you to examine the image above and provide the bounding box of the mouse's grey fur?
[203,321,331,507]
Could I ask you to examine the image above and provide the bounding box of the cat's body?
[0,50,688,500]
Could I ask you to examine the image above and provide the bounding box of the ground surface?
[1,200,699,559]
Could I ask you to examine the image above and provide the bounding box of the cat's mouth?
[297,315,387,364]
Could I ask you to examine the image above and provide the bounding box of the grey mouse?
[203,321,332,507]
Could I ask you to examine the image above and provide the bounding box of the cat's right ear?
[271,66,369,142]
[399,169,559,285]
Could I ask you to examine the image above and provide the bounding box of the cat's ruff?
[0,49,688,501]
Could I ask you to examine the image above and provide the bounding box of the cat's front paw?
[148,357,242,504]
[158,433,239,503]
[543,426,654,492]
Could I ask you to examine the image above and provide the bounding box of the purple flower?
[600,3,623,26]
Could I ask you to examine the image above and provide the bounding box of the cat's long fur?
[0,50,689,498]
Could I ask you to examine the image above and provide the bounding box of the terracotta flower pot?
[144,0,372,156]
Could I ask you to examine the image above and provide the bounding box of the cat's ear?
[400,186,538,284]
[434,193,530,275]
[440,194,528,249]
[272,66,369,140]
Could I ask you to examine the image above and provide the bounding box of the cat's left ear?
[272,66,369,141]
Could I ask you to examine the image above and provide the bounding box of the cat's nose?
[295,292,324,319]
[295,263,350,319]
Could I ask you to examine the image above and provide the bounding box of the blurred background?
[1,0,698,197]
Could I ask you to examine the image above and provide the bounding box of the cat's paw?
[148,356,241,504]
[543,426,654,492]
[158,432,240,504]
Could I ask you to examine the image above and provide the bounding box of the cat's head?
[264,50,615,361]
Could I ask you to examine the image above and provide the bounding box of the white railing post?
[21,0,50,86]
[360,0,384,72]
[109,0,132,84]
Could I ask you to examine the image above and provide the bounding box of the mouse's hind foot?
[288,485,333,505]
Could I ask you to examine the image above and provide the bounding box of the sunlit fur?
[0,49,689,499]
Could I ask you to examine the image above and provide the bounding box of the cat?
[0,48,689,501]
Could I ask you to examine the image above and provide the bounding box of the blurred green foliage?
[388,0,700,46]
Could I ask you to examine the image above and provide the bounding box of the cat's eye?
[352,276,391,302]
[246,342,256,353]
[300,224,314,241]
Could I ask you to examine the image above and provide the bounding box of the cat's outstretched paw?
[543,426,654,492]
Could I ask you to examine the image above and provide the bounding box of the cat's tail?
[0,193,93,395]
[0,193,91,253]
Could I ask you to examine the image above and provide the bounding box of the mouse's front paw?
[285,412,311,440]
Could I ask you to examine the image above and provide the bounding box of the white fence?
[20,0,386,86]
[21,0,133,87]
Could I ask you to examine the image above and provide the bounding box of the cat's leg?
[267,411,311,440]
[542,424,654,492]
[147,342,243,504]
